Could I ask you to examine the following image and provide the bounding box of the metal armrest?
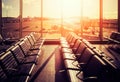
[83,76,98,81]
[78,62,87,68]
[72,54,76,59]
[27,51,38,56]
[76,71,98,81]
[6,68,17,71]
[71,61,86,69]
[75,54,81,59]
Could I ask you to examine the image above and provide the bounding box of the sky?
[2,0,118,19]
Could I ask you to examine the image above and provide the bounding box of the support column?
[118,0,120,32]
[80,0,83,36]
[61,0,63,36]
[19,0,23,38]
[0,0,2,35]
[99,0,103,41]
[41,0,43,37]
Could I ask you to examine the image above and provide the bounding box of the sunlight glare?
[62,0,81,18]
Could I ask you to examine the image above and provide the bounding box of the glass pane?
[22,0,62,39]
[103,0,118,37]
[2,0,19,39]
[1,0,118,40]
[75,0,100,40]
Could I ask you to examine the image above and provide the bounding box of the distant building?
[2,17,19,23]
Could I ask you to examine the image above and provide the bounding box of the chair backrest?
[27,35,35,46]
[72,39,81,53]
[75,42,87,55]
[69,36,78,47]
[18,41,29,56]
[82,39,95,50]
[11,45,26,64]
[77,48,94,64]
[0,51,18,77]
[32,32,41,41]
[67,33,75,43]
[84,55,107,79]
[23,37,31,49]
[102,57,117,69]
[0,51,8,81]
[110,32,117,40]
[0,65,7,81]
[66,32,75,42]
[30,33,37,43]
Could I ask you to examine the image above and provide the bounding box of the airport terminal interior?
[0,0,120,82]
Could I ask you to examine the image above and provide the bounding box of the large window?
[103,0,118,37]
[2,0,19,39]
[1,0,118,40]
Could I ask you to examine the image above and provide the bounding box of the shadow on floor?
[55,46,69,82]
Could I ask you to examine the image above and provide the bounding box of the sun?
[62,0,81,18]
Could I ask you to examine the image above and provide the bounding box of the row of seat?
[0,32,44,82]
[0,34,16,45]
[105,32,120,54]
[0,34,17,54]
[60,32,119,82]
[60,32,119,68]
[105,31,120,44]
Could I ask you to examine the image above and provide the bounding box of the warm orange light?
[58,0,99,19]
[62,0,81,18]
[2,0,117,19]
[83,0,99,18]
[22,0,117,19]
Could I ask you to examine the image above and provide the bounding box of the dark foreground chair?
[67,55,108,82]
[0,51,35,82]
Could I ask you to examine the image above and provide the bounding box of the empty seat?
[72,39,82,53]
[60,32,77,48]
[0,61,29,82]
[0,51,35,77]
[23,37,40,50]
[63,39,82,60]
[18,41,41,57]
[0,34,16,45]
[61,36,78,51]
[11,45,38,64]
[62,39,81,54]
[74,42,87,57]
[30,32,44,45]
[60,33,76,48]
[26,35,42,49]
[60,32,72,42]
[64,48,94,70]
[105,32,120,44]
[32,32,42,42]
[67,55,108,82]
[82,39,96,50]
[77,48,95,67]
[0,44,11,53]
[0,65,7,82]
[63,41,87,60]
